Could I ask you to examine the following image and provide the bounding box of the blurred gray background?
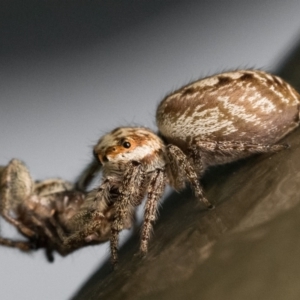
[1,1,300,299]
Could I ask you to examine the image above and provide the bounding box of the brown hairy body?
[74,70,300,266]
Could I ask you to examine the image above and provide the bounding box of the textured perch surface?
[72,46,300,300]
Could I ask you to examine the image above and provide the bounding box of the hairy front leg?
[62,178,116,253]
[63,210,109,251]
[140,169,166,254]
[110,161,142,267]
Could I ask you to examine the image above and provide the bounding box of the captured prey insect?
[68,69,300,266]
[0,159,133,261]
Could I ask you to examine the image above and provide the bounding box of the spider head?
[93,127,165,166]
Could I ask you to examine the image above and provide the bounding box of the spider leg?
[93,178,111,202]
[165,146,186,191]
[194,139,289,154]
[61,180,115,252]
[45,247,55,262]
[187,145,205,176]
[33,178,73,196]
[0,159,36,237]
[166,145,213,209]
[24,212,65,260]
[62,208,117,257]
[130,170,147,207]
[75,158,101,191]
[48,215,68,242]
[27,208,103,257]
[110,161,142,267]
[140,169,166,255]
[0,237,33,251]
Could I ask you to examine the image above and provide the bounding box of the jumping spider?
[67,70,300,266]
[0,159,132,261]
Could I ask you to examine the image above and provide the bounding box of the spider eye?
[122,141,131,148]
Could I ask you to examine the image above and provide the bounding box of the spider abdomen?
[156,70,300,165]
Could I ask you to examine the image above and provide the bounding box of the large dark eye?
[122,141,131,148]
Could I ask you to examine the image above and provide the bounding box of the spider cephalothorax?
[94,127,166,172]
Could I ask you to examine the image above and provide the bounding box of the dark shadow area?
[72,39,300,299]
[0,1,185,59]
